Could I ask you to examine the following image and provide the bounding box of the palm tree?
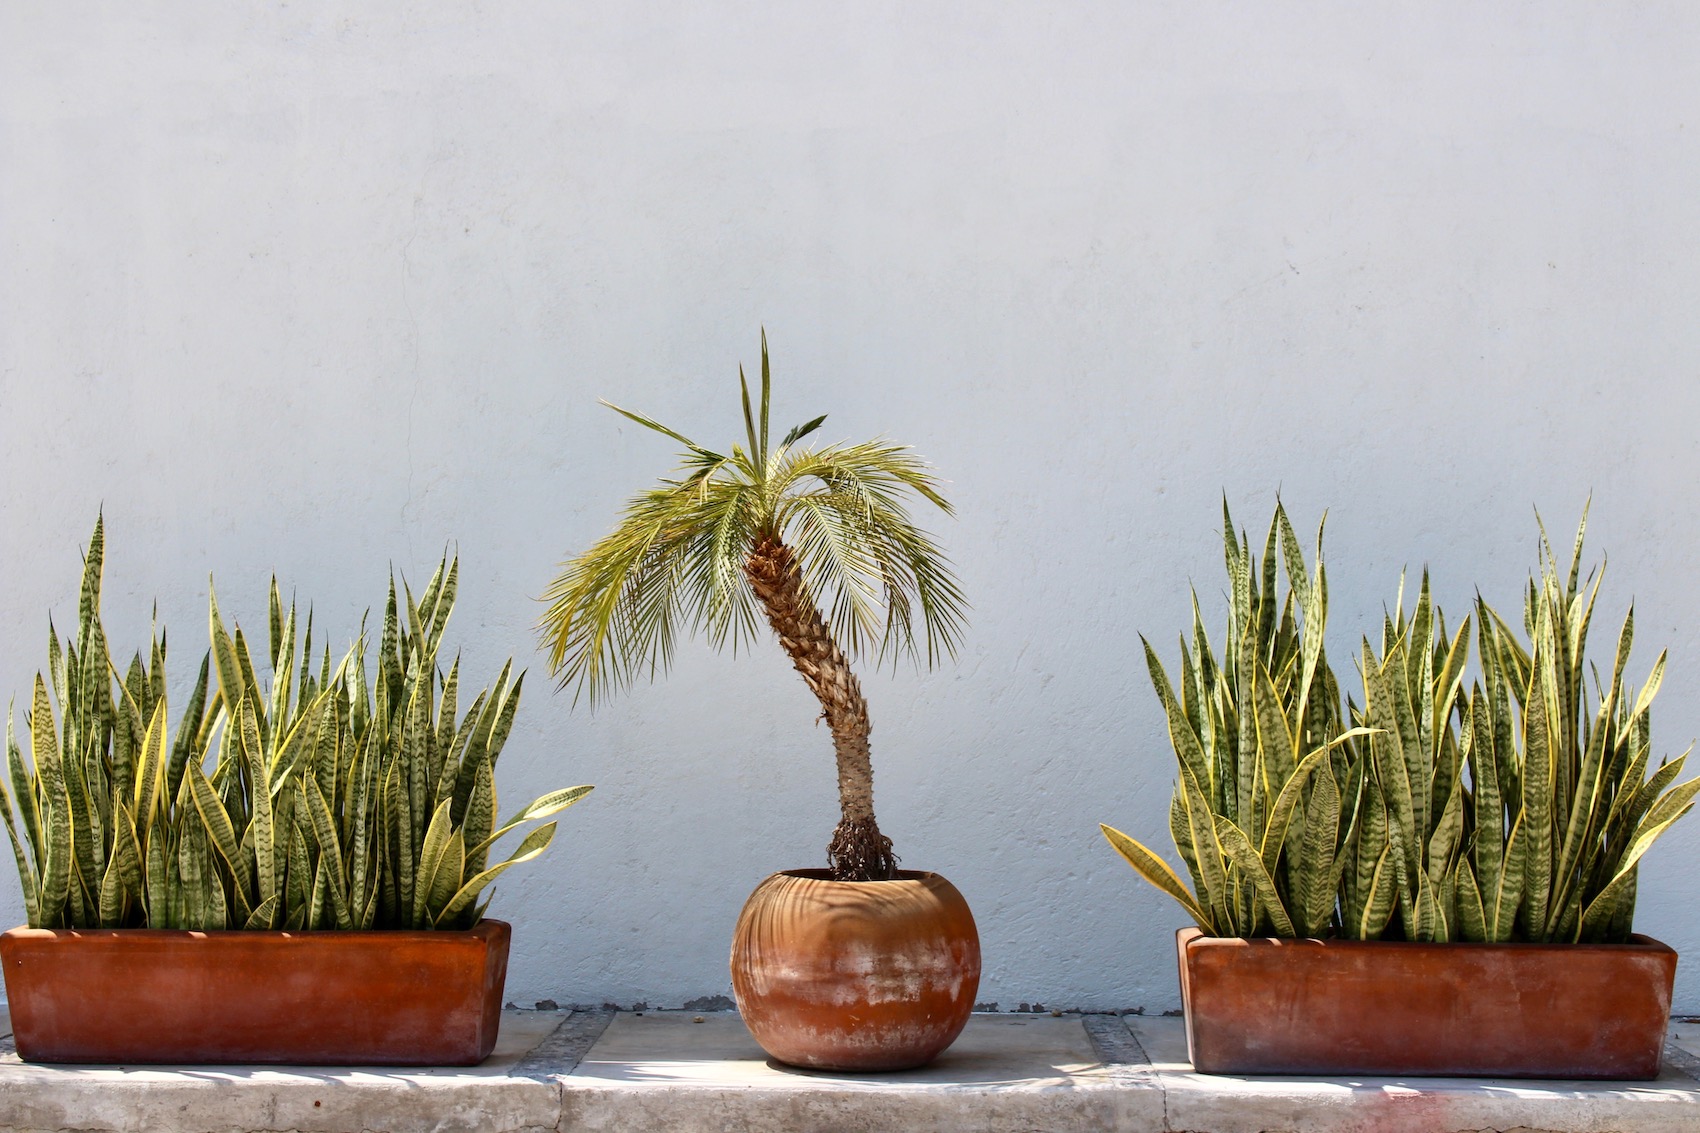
[539,332,967,881]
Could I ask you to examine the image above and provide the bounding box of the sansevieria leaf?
[1214,815,1295,937]
[1100,824,1212,931]
[412,799,455,928]
[434,821,556,925]
[469,785,594,859]
[0,526,593,933]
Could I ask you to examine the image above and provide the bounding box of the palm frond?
[770,440,954,516]
[601,400,723,462]
[780,414,828,450]
[772,444,967,668]
[539,477,764,705]
[682,480,764,653]
[540,338,965,704]
[787,495,887,655]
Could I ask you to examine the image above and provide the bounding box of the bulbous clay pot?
[730,869,980,1071]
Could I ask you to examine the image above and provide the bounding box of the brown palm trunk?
[745,536,896,881]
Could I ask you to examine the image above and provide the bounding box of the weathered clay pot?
[730,869,980,1071]
[1177,926,1678,1078]
[0,919,510,1065]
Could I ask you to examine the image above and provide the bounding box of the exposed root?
[827,816,899,881]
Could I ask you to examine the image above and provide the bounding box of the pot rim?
[774,868,947,885]
[1,918,509,942]
[1176,925,1674,953]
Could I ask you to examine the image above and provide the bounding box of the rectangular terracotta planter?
[0,919,510,1065]
[1177,927,1677,1079]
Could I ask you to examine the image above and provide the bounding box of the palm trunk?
[745,536,896,881]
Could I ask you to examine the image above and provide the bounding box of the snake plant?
[2,516,591,931]
[1102,502,1696,944]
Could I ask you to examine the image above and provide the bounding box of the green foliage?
[1102,502,1695,943]
[537,330,967,705]
[1,516,591,931]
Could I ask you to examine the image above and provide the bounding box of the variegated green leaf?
[1101,823,1212,931]
[425,829,466,921]
[187,760,250,894]
[1214,814,1294,936]
[32,676,72,926]
[412,798,455,928]
[0,767,42,925]
[244,892,279,930]
[1143,639,1213,800]
[483,672,525,767]
[241,699,276,905]
[1455,857,1487,942]
[1356,842,1396,939]
[434,821,556,925]
[1488,813,1526,942]
[1521,641,1554,939]
[469,784,594,859]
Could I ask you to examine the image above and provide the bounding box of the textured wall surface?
[2,3,1697,1011]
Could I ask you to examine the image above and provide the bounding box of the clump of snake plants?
[1102,501,1696,944]
[1,516,590,931]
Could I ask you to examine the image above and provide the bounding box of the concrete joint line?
[1664,1039,1700,1083]
[512,1010,615,1081]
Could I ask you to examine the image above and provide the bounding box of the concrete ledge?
[1128,1015,1700,1133]
[558,1011,1156,1132]
[0,1007,568,1133]
[2,1006,1698,1132]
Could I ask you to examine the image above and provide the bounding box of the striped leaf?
[1488,814,1526,942]
[1521,639,1554,939]
[1356,842,1396,939]
[412,799,455,928]
[9,527,586,934]
[1298,759,1340,936]
[425,829,466,922]
[188,760,250,894]
[1143,639,1213,797]
[1455,857,1488,942]
[1101,823,1213,930]
[1214,815,1294,937]
[434,821,556,926]
[240,699,276,905]
[32,677,72,926]
[1180,763,1233,933]
[469,784,593,859]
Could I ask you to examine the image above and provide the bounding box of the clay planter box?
[731,870,980,1071]
[1177,926,1678,1079]
[0,919,510,1065]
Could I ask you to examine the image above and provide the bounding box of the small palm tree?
[539,332,967,881]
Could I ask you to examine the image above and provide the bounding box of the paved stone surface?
[1665,1018,1700,1082]
[512,1010,615,1080]
[556,1011,1156,1131]
[1129,1014,1700,1133]
[0,1006,1698,1132]
[0,1005,563,1133]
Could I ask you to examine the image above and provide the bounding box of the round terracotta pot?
[729,868,980,1072]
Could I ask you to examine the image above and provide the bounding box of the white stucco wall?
[3,3,1698,1012]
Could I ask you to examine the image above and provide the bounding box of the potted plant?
[538,331,974,1071]
[1101,501,1695,1079]
[0,516,592,1065]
